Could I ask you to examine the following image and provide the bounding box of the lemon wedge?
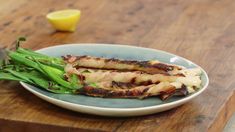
[46,9,81,32]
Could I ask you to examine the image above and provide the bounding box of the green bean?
[22,71,72,94]
[4,69,34,83]
[70,74,83,89]
[35,59,76,89]
[15,50,65,70]
[9,51,76,89]
[31,58,64,70]
[0,69,72,94]
[17,47,48,57]
[0,71,25,81]
[8,51,44,73]
[0,37,84,94]
[16,47,64,64]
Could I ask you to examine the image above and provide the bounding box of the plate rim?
[20,43,209,112]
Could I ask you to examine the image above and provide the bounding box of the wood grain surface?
[0,0,235,131]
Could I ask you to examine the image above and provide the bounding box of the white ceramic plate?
[20,44,209,117]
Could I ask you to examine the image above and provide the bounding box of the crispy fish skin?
[63,55,182,74]
[77,82,177,99]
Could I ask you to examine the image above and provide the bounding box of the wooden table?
[0,0,234,131]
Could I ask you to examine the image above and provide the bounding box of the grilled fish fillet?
[65,65,202,88]
[63,55,202,100]
[77,82,180,100]
[63,55,183,74]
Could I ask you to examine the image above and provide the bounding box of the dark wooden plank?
[0,0,234,131]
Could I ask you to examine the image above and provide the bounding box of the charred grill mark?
[111,80,160,89]
[91,87,105,95]
[175,73,185,77]
[159,94,171,100]
[94,57,101,60]
[80,86,123,97]
[104,58,174,72]
[104,58,118,62]
[138,80,153,85]
[102,58,174,72]
[76,66,153,74]
[77,74,86,85]
[76,55,87,60]
[152,63,174,71]
[75,66,173,76]
[159,87,176,100]
[110,90,125,97]
[62,55,78,63]
[62,55,71,61]
[76,84,187,100]
[161,86,176,94]
[111,81,136,89]
[175,84,188,96]
[80,86,99,94]
[138,61,150,67]
[77,75,85,80]
[126,90,133,96]
[104,58,141,65]
[143,87,150,93]
[132,89,140,96]
[64,74,85,85]
[64,55,178,74]
[130,77,136,83]
[80,85,151,98]
[64,75,69,81]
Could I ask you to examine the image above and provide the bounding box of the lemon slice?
[46,9,81,32]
